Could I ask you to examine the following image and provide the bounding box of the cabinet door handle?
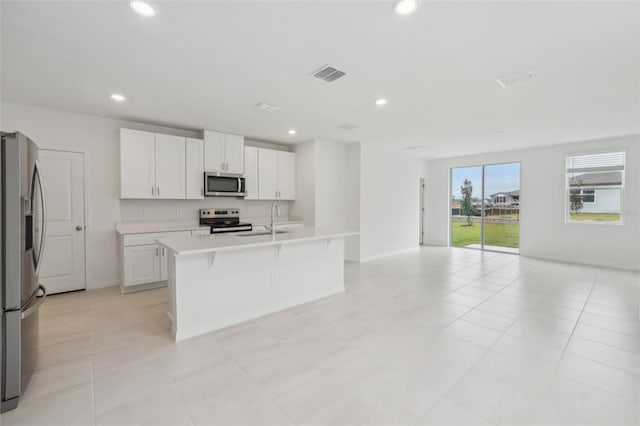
[156,247,159,256]
[162,247,165,256]
[157,187,160,196]
[152,187,155,196]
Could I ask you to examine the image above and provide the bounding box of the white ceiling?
[2,1,638,158]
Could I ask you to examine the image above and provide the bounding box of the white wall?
[425,135,640,271]
[360,140,422,262]
[345,143,361,261]
[291,141,315,225]
[0,102,294,290]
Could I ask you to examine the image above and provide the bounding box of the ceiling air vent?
[312,65,346,82]
[254,102,280,112]
[496,70,535,89]
[338,122,358,130]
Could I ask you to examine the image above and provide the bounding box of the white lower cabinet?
[123,244,161,287]
[119,230,191,292]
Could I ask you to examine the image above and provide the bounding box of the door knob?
[75,225,83,231]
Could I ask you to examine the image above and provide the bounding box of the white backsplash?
[120,199,291,223]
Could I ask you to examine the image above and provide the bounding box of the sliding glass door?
[450,166,483,249]
[450,162,520,253]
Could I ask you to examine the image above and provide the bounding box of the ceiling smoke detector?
[311,65,346,82]
[338,122,358,130]
[254,102,280,112]
[496,70,535,89]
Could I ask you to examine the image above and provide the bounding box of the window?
[566,151,624,223]
[569,189,595,203]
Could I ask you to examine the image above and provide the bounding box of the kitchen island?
[156,227,358,342]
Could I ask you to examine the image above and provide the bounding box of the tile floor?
[2,247,639,426]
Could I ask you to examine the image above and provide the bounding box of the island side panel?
[172,238,345,342]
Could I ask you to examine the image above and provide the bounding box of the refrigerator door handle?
[21,284,47,320]
[31,160,47,275]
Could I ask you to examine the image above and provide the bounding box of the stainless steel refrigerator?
[1,131,47,412]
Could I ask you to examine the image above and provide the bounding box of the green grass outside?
[451,222,520,248]
[569,213,621,222]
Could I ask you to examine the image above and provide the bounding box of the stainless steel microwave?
[204,172,246,197]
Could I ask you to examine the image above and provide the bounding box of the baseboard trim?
[360,246,420,263]
[86,280,119,290]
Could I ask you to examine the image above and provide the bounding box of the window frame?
[565,150,625,225]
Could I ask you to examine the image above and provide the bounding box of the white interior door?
[39,150,86,294]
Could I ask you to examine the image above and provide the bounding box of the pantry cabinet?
[257,149,296,200]
[244,146,259,200]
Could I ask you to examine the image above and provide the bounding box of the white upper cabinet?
[203,130,225,173]
[120,129,156,199]
[277,151,296,200]
[244,146,259,200]
[224,134,245,174]
[204,130,244,174]
[185,138,204,199]
[155,134,186,199]
[257,148,296,200]
[258,148,279,200]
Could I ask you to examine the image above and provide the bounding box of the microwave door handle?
[238,177,242,193]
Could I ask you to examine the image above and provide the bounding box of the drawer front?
[191,229,211,236]
[124,230,191,246]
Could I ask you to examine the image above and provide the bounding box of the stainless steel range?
[199,208,252,234]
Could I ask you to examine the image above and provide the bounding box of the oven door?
[204,173,245,197]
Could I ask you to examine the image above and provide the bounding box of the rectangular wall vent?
[312,65,346,82]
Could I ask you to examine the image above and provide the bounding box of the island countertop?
[156,227,359,256]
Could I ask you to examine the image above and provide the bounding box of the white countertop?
[156,227,358,256]
[116,222,210,235]
[115,218,303,235]
[246,216,304,226]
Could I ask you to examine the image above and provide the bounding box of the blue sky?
[451,163,520,199]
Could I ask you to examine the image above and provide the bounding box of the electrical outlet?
[143,208,150,217]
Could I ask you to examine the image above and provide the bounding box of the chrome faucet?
[270,203,280,240]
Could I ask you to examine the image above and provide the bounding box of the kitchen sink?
[237,230,289,237]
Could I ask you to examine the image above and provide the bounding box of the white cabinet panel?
[225,134,245,174]
[186,138,204,199]
[123,244,161,287]
[204,130,225,172]
[244,146,259,200]
[258,148,278,199]
[155,134,186,199]
[120,129,156,199]
[277,151,296,200]
[160,245,168,281]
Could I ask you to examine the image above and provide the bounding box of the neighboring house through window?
[566,151,624,223]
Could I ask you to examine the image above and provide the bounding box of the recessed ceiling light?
[110,93,126,102]
[288,129,297,135]
[130,1,156,17]
[394,0,418,16]
[375,98,388,106]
